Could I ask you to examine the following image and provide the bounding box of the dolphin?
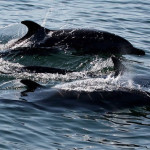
[9,20,145,56]
[20,79,150,110]
[0,56,124,76]
[20,66,73,74]
[21,56,124,75]
[0,65,73,75]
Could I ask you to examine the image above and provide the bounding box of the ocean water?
[0,0,150,149]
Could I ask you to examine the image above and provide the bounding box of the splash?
[0,22,27,50]
[42,7,53,27]
[54,75,120,92]
[53,73,142,92]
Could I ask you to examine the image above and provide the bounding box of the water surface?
[0,0,150,149]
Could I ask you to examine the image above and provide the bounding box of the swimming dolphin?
[0,65,73,75]
[20,79,150,110]
[21,56,124,75]
[0,56,124,76]
[21,66,73,74]
[9,20,145,56]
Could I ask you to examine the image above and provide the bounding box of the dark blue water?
[0,0,150,149]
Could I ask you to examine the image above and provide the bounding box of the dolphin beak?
[132,47,145,55]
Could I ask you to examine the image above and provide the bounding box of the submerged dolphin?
[21,66,73,74]
[0,56,124,76]
[22,56,124,75]
[9,20,145,56]
[20,79,150,110]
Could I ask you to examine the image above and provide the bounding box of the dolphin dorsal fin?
[13,20,50,46]
[111,56,125,76]
[21,79,43,91]
[21,20,45,38]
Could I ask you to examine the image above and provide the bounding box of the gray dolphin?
[20,79,150,110]
[10,20,145,56]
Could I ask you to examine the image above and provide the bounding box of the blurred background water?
[0,0,149,149]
